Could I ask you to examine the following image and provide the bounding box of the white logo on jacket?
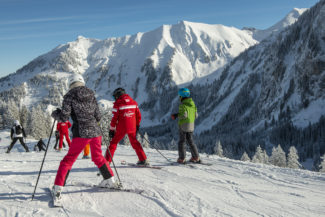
[124,111,135,118]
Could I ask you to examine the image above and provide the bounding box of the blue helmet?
[178,88,190,98]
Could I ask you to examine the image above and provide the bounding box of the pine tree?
[251,146,268,164]
[320,154,325,173]
[3,100,20,128]
[269,144,287,167]
[44,113,53,138]
[0,112,3,130]
[136,133,143,146]
[122,136,131,146]
[214,140,223,157]
[0,100,5,129]
[241,152,250,162]
[262,150,269,164]
[312,143,321,171]
[252,145,263,163]
[287,146,301,169]
[142,132,150,148]
[169,139,177,150]
[20,105,29,127]
[29,105,52,139]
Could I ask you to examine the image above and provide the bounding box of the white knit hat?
[69,74,85,87]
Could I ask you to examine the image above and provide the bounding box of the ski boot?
[51,185,63,206]
[82,155,90,159]
[189,157,201,163]
[98,176,121,189]
[177,158,186,164]
[136,159,149,166]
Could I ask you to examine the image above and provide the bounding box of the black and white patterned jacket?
[54,86,102,138]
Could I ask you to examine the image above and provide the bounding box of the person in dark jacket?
[171,88,200,163]
[34,138,46,152]
[51,74,118,200]
[6,120,29,153]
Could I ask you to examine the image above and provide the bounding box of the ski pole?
[98,126,123,186]
[32,119,56,201]
[139,131,173,163]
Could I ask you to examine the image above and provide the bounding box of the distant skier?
[105,87,148,165]
[171,88,200,163]
[51,74,118,201]
[53,130,67,150]
[6,120,29,153]
[56,120,72,151]
[34,138,46,152]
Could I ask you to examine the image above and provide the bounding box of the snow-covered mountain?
[0,20,260,125]
[0,21,257,96]
[243,8,308,41]
[0,132,324,216]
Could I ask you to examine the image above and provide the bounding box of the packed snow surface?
[0,131,325,217]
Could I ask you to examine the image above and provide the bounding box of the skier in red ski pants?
[51,74,119,201]
[106,88,148,165]
[57,121,72,150]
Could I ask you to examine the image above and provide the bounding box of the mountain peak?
[245,7,308,41]
[77,35,87,41]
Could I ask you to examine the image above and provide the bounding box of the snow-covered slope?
[0,131,324,217]
[243,8,308,41]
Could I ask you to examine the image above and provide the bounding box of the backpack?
[15,125,23,135]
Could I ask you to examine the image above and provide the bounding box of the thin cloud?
[0,16,80,25]
[0,30,78,40]
[0,21,91,32]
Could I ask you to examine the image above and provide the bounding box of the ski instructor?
[105,87,148,165]
[51,74,118,199]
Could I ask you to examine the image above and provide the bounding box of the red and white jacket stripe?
[110,94,141,133]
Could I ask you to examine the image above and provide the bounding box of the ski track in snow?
[0,133,325,217]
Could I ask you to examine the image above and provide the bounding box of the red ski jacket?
[110,94,141,133]
[57,121,72,134]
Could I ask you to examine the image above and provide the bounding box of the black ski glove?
[109,130,115,138]
[51,108,62,121]
[136,126,140,134]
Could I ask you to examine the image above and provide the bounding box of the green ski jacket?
[178,97,198,132]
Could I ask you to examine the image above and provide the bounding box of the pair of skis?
[49,181,145,207]
[120,160,162,169]
[120,160,212,169]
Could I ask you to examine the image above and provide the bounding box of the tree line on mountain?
[0,81,324,171]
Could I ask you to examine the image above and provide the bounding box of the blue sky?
[0,0,319,78]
